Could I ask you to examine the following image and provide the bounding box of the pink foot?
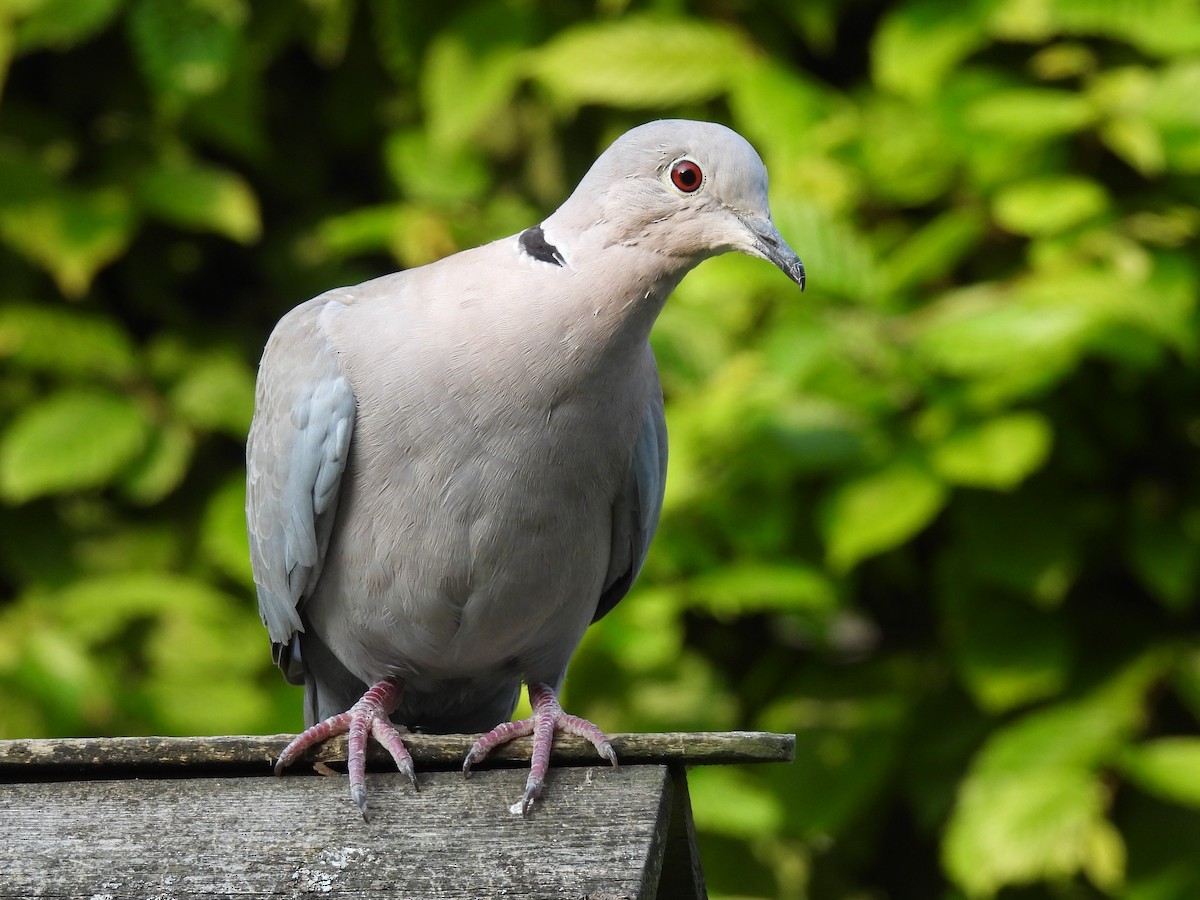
[462,682,617,815]
[275,678,415,822]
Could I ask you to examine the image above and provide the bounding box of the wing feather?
[593,356,668,623]
[246,297,356,652]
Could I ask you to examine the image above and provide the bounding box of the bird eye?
[669,159,703,193]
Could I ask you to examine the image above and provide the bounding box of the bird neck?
[538,206,701,339]
[558,241,693,370]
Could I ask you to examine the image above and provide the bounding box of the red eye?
[670,159,703,193]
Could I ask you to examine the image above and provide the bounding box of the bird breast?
[301,264,653,687]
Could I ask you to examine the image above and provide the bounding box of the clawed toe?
[275,678,413,821]
[462,681,617,815]
[275,678,614,818]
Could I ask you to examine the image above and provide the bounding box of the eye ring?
[669,159,704,193]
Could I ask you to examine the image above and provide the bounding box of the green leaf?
[729,59,836,160]
[0,186,135,297]
[415,2,536,147]
[1129,514,1198,612]
[883,207,988,295]
[200,472,252,587]
[48,571,270,734]
[993,176,1109,236]
[0,303,138,379]
[821,459,947,570]
[770,198,882,302]
[941,585,1072,713]
[1142,59,1200,172]
[766,399,870,474]
[384,129,490,205]
[590,585,684,674]
[1089,67,1170,175]
[368,0,419,81]
[1029,43,1099,80]
[1171,649,1200,723]
[949,492,1080,607]
[73,522,181,575]
[0,143,56,206]
[975,655,1160,775]
[1121,793,1200,900]
[872,0,988,100]
[168,351,255,438]
[1102,117,1167,176]
[1013,259,1197,356]
[14,0,124,51]
[966,88,1097,140]
[301,0,355,65]
[0,389,150,502]
[943,768,1125,897]
[1044,0,1200,57]
[315,202,460,268]
[901,689,992,833]
[687,562,839,617]
[930,412,1054,490]
[314,203,405,259]
[119,421,194,505]
[0,603,106,734]
[688,767,785,839]
[529,16,751,109]
[421,30,527,148]
[943,658,1161,895]
[1121,739,1200,808]
[136,159,260,242]
[859,97,959,205]
[761,669,910,837]
[127,0,244,104]
[915,290,1096,400]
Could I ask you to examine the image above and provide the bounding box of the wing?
[246,296,356,678]
[593,357,668,623]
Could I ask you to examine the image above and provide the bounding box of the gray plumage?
[247,120,804,789]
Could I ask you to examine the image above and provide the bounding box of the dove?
[246,119,805,819]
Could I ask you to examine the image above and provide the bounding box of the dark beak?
[739,214,806,290]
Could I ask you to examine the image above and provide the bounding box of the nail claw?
[352,785,369,823]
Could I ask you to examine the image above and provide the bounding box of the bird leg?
[274,677,416,822]
[461,681,618,815]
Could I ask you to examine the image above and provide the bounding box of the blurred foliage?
[1,0,1200,897]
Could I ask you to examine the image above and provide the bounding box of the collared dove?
[247,119,805,819]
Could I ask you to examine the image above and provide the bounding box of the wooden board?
[0,731,795,778]
[1,765,686,899]
[0,731,784,897]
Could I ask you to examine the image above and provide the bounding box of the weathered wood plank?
[657,769,707,900]
[0,731,795,777]
[0,766,677,899]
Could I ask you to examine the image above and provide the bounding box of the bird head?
[552,119,805,290]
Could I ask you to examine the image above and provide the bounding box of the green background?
[2,1,1200,897]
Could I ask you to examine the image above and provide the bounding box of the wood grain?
[0,766,678,899]
[0,731,795,778]
[0,733,789,897]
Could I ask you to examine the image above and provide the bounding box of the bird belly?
[304,405,628,692]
